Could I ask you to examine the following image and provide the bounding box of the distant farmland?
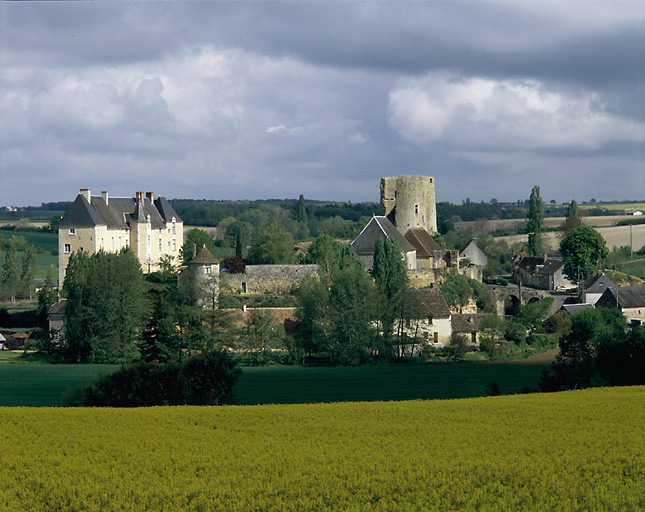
[496,223,645,252]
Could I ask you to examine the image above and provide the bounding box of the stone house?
[400,288,452,345]
[178,246,220,308]
[595,285,645,326]
[579,273,615,306]
[512,253,574,291]
[460,239,488,267]
[451,313,492,345]
[58,189,183,286]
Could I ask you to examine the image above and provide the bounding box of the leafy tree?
[49,215,62,233]
[527,185,544,257]
[21,244,39,298]
[440,274,490,312]
[305,235,345,276]
[63,249,148,363]
[295,247,377,364]
[516,297,554,333]
[247,218,296,264]
[221,255,246,273]
[241,310,285,365]
[560,199,583,234]
[1,239,22,303]
[540,308,635,391]
[181,229,217,264]
[445,332,469,361]
[560,225,608,283]
[372,238,408,347]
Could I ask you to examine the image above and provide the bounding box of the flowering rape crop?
[1,387,643,511]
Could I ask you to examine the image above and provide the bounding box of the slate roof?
[351,216,416,255]
[60,193,180,230]
[60,195,105,228]
[514,254,563,276]
[562,303,594,315]
[534,258,564,276]
[190,246,219,265]
[402,288,451,318]
[581,273,615,293]
[405,228,441,258]
[48,299,67,316]
[597,286,645,309]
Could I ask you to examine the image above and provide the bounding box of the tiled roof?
[452,313,491,333]
[402,288,451,317]
[405,228,441,258]
[190,246,218,265]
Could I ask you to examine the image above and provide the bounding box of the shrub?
[504,320,526,344]
[74,350,241,407]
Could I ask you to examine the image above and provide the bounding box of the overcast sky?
[1,1,644,207]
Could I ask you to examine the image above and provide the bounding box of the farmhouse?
[579,273,615,306]
[58,189,183,286]
[595,285,645,326]
[401,288,452,345]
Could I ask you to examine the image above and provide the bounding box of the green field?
[0,360,549,407]
[0,387,642,511]
[0,229,58,252]
[580,202,645,212]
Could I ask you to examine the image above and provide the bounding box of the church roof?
[405,228,441,258]
[351,216,416,255]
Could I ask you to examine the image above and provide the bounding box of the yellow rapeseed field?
[1,387,643,511]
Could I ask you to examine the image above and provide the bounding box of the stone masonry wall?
[220,264,319,295]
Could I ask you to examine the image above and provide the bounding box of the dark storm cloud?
[0,1,643,206]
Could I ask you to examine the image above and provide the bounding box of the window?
[241,282,247,293]
[433,332,439,344]
[159,239,162,251]
[205,266,212,274]
[64,244,71,254]
[414,204,419,215]
[428,316,433,325]
[69,228,76,235]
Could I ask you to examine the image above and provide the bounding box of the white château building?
[58,188,183,286]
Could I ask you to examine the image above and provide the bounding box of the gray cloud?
[1,1,643,207]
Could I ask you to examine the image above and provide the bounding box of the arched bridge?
[485,284,552,316]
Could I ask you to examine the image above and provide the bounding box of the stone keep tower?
[380,175,437,234]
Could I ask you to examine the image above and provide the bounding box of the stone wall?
[220,264,319,295]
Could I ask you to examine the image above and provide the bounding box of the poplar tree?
[372,237,408,346]
[1,239,22,303]
[527,185,544,257]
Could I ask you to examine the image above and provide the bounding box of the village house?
[579,273,615,306]
[512,253,575,291]
[400,288,452,345]
[58,188,183,286]
[595,285,645,326]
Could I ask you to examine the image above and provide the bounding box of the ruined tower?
[380,175,437,235]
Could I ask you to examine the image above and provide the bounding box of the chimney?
[192,243,197,259]
[543,253,548,263]
[101,190,109,205]
[146,191,155,202]
[80,188,91,202]
[136,191,144,203]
